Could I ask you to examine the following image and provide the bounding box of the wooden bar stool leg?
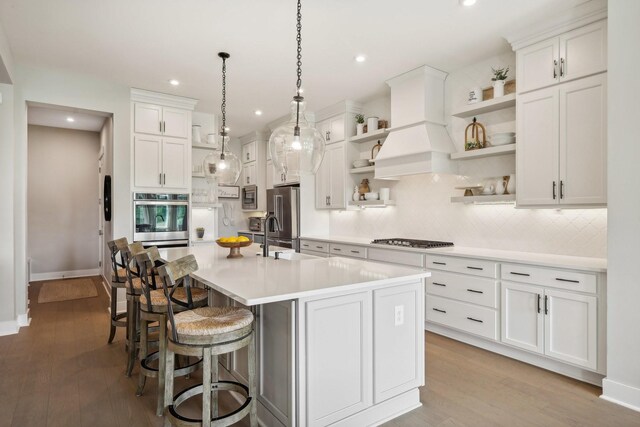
[164,345,175,416]
[212,354,219,418]
[126,298,138,377]
[136,316,149,396]
[202,347,212,427]
[108,285,118,343]
[248,330,257,427]
[125,296,136,376]
[156,315,167,417]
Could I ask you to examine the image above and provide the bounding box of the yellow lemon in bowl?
[237,236,251,242]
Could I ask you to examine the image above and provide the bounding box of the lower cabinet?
[501,281,597,370]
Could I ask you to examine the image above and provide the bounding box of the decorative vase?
[356,123,364,135]
[493,80,505,98]
[468,87,483,104]
[352,186,360,202]
[196,228,205,239]
[358,179,370,200]
[367,117,379,133]
[507,174,516,194]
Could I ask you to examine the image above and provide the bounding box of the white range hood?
[375,65,457,180]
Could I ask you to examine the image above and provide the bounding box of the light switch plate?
[394,305,404,326]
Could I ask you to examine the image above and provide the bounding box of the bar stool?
[120,241,159,377]
[134,247,208,416]
[158,255,257,427]
[106,237,129,344]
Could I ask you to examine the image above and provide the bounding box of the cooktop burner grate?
[371,238,454,248]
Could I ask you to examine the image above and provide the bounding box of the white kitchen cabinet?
[315,143,345,209]
[501,281,598,370]
[517,73,607,207]
[134,102,189,139]
[304,291,372,426]
[501,281,545,354]
[242,140,257,164]
[373,283,424,403]
[266,159,274,191]
[516,20,607,94]
[133,135,189,189]
[317,115,346,145]
[240,132,267,210]
[242,163,257,186]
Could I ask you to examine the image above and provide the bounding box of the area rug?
[37,277,98,303]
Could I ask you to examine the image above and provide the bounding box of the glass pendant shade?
[269,100,325,176]
[202,137,241,185]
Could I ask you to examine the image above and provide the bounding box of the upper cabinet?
[240,132,267,210]
[317,115,346,145]
[316,143,346,209]
[131,89,198,192]
[514,17,607,208]
[134,103,190,138]
[517,20,607,94]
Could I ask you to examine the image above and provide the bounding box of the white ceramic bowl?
[491,137,516,146]
[352,159,370,168]
[364,192,379,200]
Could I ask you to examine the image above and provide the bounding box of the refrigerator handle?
[274,194,284,232]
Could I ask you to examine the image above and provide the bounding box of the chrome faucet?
[262,213,281,257]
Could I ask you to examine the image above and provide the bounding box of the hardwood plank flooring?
[0,277,638,426]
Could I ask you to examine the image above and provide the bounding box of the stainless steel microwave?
[242,185,258,210]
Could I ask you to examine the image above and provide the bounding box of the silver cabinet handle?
[467,317,483,323]
[553,59,558,79]
[544,295,549,315]
[537,294,541,313]
[159,173,162,185]
[159,121,162,133]
[350,250,360,254]
[432,308,446,314]
[328,196,331,205]
[432,282,446,287]
[560,58,565,77]
[333,248,342,251]
[467,289,483,294]
[467,266,483,271]
[556,277,579,284]
[560,180,564,199]
[510,271,530,277]
[553,181,557,199]
[433,261,446,266]
[315,246,323,249]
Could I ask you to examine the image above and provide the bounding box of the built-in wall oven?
[133,193,189,248]
[242,185,258,210]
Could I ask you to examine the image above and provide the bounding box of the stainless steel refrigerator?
[266,186,300,251]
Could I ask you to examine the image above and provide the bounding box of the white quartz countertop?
[301,235,607,273]
[159,244,430,306]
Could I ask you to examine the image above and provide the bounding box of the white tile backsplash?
[330,173,606,258]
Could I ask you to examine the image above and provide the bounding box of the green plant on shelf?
[355,113,365,124]
[491,66,509,81]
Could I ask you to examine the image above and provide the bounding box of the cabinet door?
[328,144,345,208]
[133,135,162,188]
[304,291,372,426]
[162,138,188,189]
[544,289,597,370]
[242,141,256,164]
[516,86,560,206]
[516,37,560,93]
[162,107,189,139]
[501,282,544,354]
[266,159,274,190]
[329,115,345,144]
[373,282,424,403]
[317,119,330,144]
[315,154,330,209]
[242,164,255,186]
[257,301,296,427]
[559,73,607,205]
[559,20,607,83]
[134,103,162,136]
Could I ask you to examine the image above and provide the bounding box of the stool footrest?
[167,380,252,427]
[140,351,202,378]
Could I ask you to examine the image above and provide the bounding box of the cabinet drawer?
[426,295,498,341]
[300,240,329,253]
[300,250,330,258]
[425,255,498,278]
[330,243,367,259]
[426,271,498,309]
[502,263,596,294]
[367,248,425,268]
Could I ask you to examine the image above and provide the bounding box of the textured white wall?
[329,53,606,259]
[28,125,100,274]
[0,83,15,325]
[603,0,640,411]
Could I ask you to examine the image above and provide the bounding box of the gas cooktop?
[371,238,454,249]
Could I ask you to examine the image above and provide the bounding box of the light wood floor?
[1,277,639,427]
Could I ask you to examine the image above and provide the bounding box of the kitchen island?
[159,244,430,427]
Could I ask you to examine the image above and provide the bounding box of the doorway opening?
[26,103,114,296]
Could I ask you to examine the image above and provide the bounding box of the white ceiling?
[2,0,585,136]
[28,105,109,132]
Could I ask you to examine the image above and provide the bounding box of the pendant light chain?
[219,52,229,158]
[296,0,302,94]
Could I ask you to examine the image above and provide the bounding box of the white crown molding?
[239,130,267,144]
[315,100,363,122]
[507,0,607,51]
[130,88,199,110]
[386,65,448,88]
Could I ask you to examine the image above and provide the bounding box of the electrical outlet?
[394,305,404,326]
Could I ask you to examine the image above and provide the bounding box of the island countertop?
[159,244,430,306]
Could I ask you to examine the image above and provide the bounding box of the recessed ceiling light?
[355,55,367,63]
[460,0,476,6]
[66,117,75,122]
[254,110,263,116]
[169,79,180,86]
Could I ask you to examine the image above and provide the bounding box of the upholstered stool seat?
[169,306,253,337]
[111,267,128,285]
[140,287,207,307]
[130,275,163,292]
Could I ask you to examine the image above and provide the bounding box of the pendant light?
[269,0,325,177]
[203,52,241,185]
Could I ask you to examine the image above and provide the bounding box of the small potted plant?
[195,227,205,239]
[491,66,509,98]
[355,114,365,135]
